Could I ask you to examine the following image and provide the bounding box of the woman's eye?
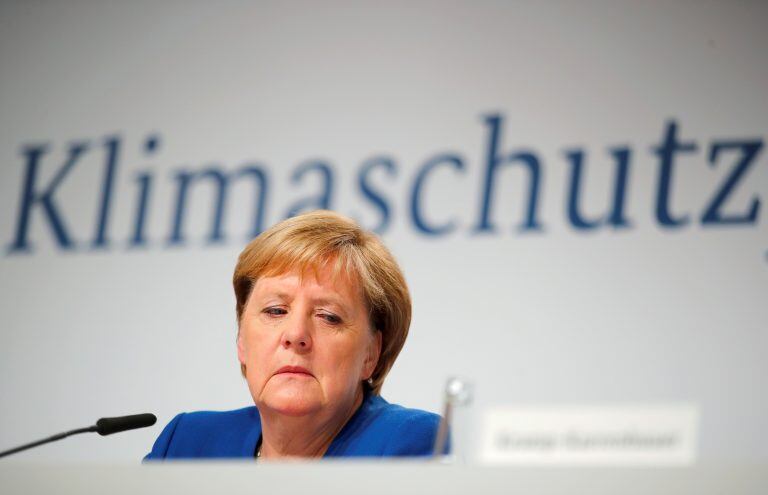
[263,307,287,316]
[318,313,341,325]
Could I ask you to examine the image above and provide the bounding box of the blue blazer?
[145,393,441,459]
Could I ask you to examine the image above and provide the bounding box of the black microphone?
[0,413,157,458]
[96,413,157,436]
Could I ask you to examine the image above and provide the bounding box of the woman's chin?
[259,384,323,417]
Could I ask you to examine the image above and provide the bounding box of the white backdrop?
[0,0,766,462]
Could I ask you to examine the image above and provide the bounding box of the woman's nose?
[282,316,312,352]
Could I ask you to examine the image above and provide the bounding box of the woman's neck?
[258,386,365,459]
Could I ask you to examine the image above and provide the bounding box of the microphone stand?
[433,377,473,459]
[0,413,156,459]
[0,426,97,458]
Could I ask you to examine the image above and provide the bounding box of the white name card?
[480,405,698,466]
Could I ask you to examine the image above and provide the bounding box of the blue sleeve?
[143,413,185,461]
[384,413,442,457]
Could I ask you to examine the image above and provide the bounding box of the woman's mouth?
[275,365,314,377]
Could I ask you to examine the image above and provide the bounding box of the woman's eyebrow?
[312,297,349,311]
[258,290,292,302]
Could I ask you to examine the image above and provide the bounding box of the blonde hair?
[232,210,411,395]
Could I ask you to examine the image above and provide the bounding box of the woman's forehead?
[253,265,363,301]
[261,252,351,279]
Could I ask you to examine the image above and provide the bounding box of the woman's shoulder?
[144,406,261,460]
[326,394,442,457]
[366,394,441,429]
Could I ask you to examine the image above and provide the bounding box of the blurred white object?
[480,404,699,466]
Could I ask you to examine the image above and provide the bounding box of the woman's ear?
[237,331,246,366]
[364,330,382,379]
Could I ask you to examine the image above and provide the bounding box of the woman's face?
[237,264,381,418]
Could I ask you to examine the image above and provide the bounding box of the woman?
[146,210,440,459]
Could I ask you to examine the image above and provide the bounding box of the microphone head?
[96,413,157,436]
